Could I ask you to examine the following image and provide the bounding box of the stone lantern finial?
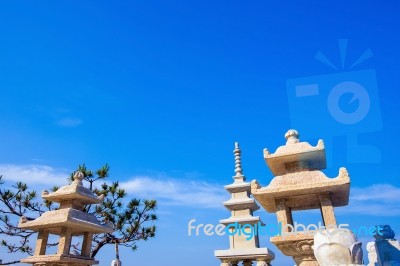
[285,129,300,145]
[73,171,84,186]
[234,142,243,177]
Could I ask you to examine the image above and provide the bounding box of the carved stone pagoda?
[251,130,351,266]
[18,171,113,266]
[215,142,274,266]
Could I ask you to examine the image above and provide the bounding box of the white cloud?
[120,176,226,209]
[0,164,227,209]
[56,117,83,127]
[351,184,400,202]
[337,184,400,216]
[3,164,397,215]
[0,164,68,186]
[1,163,398,214]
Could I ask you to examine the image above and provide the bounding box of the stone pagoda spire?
[18,171,113,266]
[233,142,244,182]
[251,130,355,266]
[215,142,274,266]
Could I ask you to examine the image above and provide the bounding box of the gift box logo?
[287,40,382,163]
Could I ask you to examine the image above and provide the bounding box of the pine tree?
[0,164,157,265]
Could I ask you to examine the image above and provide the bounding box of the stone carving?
[272,236,317,266]
[275,239,314,257]
[314,228,363,266]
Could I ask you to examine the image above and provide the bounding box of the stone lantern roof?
[41,171,104,205]
[19,172,113,235]
[263,129,326,176]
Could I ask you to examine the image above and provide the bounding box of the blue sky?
[0,1,399,265]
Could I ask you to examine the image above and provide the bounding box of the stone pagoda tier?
[18,171,113,266]
[215,142,274,266]
[251,130,350,266]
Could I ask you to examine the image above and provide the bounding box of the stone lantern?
[18,171,113,265]
[251,130,352,266]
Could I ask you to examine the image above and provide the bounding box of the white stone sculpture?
[314,228,363,266]
[367,241,377,266]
